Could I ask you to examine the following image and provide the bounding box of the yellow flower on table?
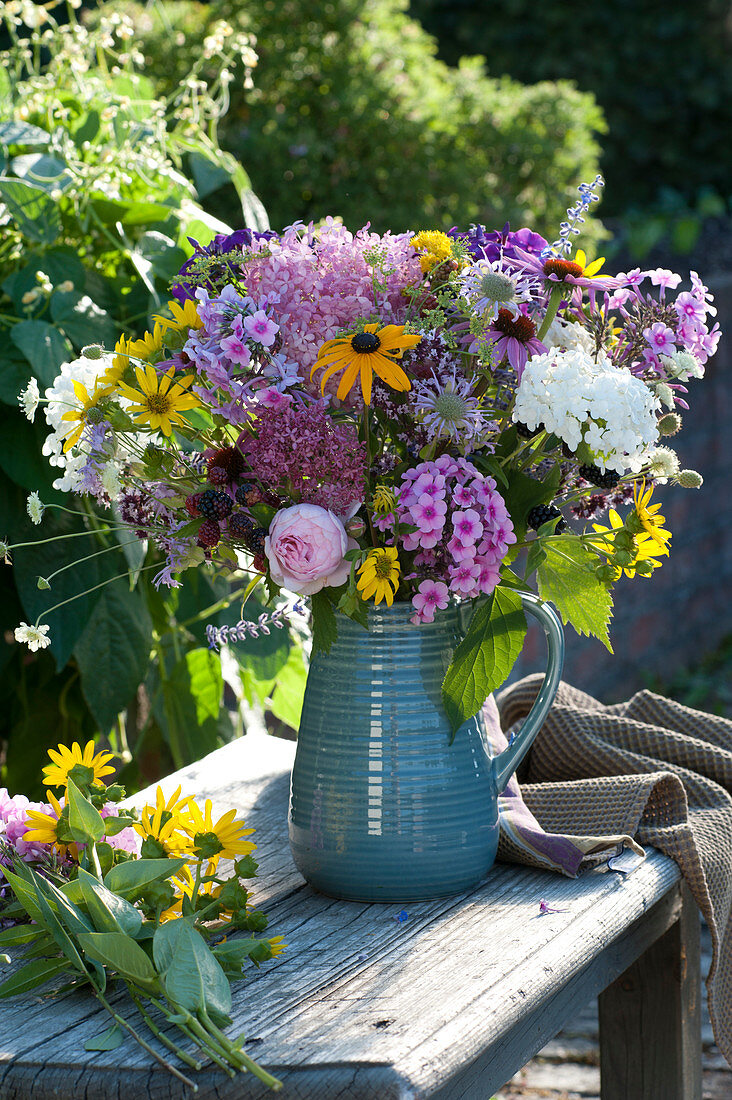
[134,784,194,857]
[184,798,256,861]
[42,740,115,789]
[117,363,200,435]
[357,547,401,606]
[310,323,421,405]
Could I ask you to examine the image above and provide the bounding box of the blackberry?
[197,519,221,548]
[578,463,621,490]
[229,512,257,539]
[244,527,267,555]
[208,466,229,486]
[235,482,263,507]
[515,421,542,439]
[198,489,233,521]
[184,494,202,518]
[261,487,283,507]
[207,446,245,480]
[527,503,567,534]
[252,552,267,573]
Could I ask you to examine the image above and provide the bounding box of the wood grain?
[0,731,693,1099]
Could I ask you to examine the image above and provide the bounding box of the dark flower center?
[543,258,584,280]
[351,332,381,353]
[493,309,537,342]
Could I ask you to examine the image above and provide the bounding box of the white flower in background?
[542,317,595,356]
[659,348,704,381]
[513,347,659,474]
[17,377,40,422]
[100,461,122,500]
[14,622,51,652]
[645,446,681,484]
[26,492,44,525]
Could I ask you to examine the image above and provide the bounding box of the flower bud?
[345,516,366,538]
[657,412,682,437]
[634,560,654,577]
[81,344,105,359]
[677,469,703,489]
[596,563,619,585]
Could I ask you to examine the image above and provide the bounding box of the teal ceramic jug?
[289,592,564,902]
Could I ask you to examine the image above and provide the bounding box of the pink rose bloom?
[265,504,353,595]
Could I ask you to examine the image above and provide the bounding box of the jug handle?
[492,592,564,793]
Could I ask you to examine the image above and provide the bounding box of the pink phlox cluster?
[0,790,50,866]
[240,400,367,516]
[393,455,516,621]
[240,222,422,392]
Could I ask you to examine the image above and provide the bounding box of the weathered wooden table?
[0,731,702,1099]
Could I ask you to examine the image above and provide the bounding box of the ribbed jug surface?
[289,603,499,901]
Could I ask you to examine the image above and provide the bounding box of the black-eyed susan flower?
[357,546,401,605]
[184,798,256,862]
[153,298,202,335]
[23,790,77,860]
[311,323,421,405]
[42,740,115,790]
[116,363,200,435]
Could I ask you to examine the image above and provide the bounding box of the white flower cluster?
[513,348,660,473]
[542,317,595,357]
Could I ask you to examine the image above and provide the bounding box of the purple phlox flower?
[645,268,682,292]
[537,898,567,916]
[449,559,481,594]
[616,268,646,288]
[643,322,676,356]
[452,509,483,546]
[675,291,707,326]
[410,579,450,624]
[412,494,448,535]
[243,310,279,347]
[220,330,252,368]
[689,271,716,316]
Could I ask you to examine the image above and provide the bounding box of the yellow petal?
[360,360,373,404]
[575,249,587,269]
[584,257,605,277]
[336,358,362,400]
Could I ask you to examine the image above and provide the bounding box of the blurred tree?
[409,0,732,217]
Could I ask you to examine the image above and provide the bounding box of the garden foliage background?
[1,0,730,798]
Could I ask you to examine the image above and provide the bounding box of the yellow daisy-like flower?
[134,785,194,856]
[59,380,112,452]
[105,324,168,388]
[357,547,401,606]
[183,798,256,861]
[116,363,200,435]
[23,790,78,860]
[591,508,668,579]
[42,740,115,789]
[311,323,421,405]
[153,298,202,334]
[632,480,672,549]
[410,230,455,273]
[268,936,286,958]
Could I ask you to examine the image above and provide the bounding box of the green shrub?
[409,0,732,219]
[0,3,304,797]
[99,0,607,245]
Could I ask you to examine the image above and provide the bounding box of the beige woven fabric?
[496,674,732,1068]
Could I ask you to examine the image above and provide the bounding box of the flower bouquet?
[0,741,283,1089]
[9,177,721,898]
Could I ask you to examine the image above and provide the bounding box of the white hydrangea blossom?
[542,317,595,356]
[513,348,660,474]
[659,348,704,381]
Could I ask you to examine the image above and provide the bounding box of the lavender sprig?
[206,602,306,650]
[544,174,605,257]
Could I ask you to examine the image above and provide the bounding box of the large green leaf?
[537,536,614,652]
[0,958,68,999]
[310,590,338,656]
[50,290,117,352]
[154,919,231,1018]
[135,231,187,283]
[11,153,72,193]
[104,858,187,901]
[77,868,143,938]
[188,151,231,199]
[150,647,223,768]
[73,581,153,734]
[10,320,73,387]
[84,1024,124,1052]
[76,931,157,984]
[0,121,51,147]
[0,344,32,406]
[2,249,86,311]
[270,644,307,731]
[442,586,527,736]
[0,179,61,244]
[67,778,105,845]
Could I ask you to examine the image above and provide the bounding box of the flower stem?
[537,285,564,342]
[127,986,203,1072]
[92,987,198,1092]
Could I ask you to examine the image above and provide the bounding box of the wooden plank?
[598,881,702,1100]
[0,732,686,1099]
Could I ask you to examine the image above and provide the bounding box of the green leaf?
[150,647,223,768]
[2,249,86,310]
[154,919,231,1018]
[442,586,527,736]
[73,581,153,734]
[77,868,143,938]
[84,1023,124,1052]
[1,869,45,924]
[50,290,117,352]
[104,858,187,901]
[0,958,68,999]
[536,536,613,651]
[502,464,562,542]
[188,151,232,199]
[0,924,41,948]
[76,931,157,984]
[525,540,548,579]
[310,590,339,655]
[135,231,187,282]
[0,179,61,244]
[0,121,51,146]
[66,778,105,845]
[269,644,307,731]
[11,153,72,193]
[10,320,73,387]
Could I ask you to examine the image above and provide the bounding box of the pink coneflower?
[487,308,546,378]
[510,247,618,293]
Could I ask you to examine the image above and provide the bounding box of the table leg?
[598,882,702,1100]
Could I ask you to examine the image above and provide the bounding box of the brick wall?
[510,273,732,703]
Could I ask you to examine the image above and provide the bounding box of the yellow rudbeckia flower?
[632,479,672,549]
[311,324,421,405]
[357,547,401,606]
[59,380,111,452]
[183,798,256,861]
[153,298,202,335]
[116,363,200,435]
[42,740,115,789]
